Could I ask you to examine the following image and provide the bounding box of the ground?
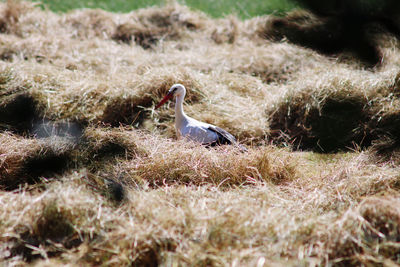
[1,1,400,266]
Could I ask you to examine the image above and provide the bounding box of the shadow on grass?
[262,0,400,67]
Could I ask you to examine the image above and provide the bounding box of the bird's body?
[176,116,218,143]
[156,84,244,149]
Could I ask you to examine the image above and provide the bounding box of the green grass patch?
[36,0,298,18]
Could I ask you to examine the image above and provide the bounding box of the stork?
[155,84,247,151]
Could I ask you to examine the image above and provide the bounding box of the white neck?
[175,93,187,124]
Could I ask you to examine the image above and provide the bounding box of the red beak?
[155,92,174,109]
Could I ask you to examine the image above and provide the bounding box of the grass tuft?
[0,133,75,190]
[270,89,370,152]
[0,0,36,35]
[112,4,205,49]
[9,202,81,262]
[322,196,400,265]
[34,203,76,243]
[100,95,154,127]
[120,136,297,187]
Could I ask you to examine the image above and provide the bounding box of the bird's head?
[155,84,186,109]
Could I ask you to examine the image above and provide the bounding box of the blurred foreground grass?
[37,0,298,18]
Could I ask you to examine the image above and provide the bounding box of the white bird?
[155,84,246,150]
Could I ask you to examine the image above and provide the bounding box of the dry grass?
[1,0,400,266]
[0,132,75,190]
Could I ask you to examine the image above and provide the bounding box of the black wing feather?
[206,125,237,145]
[206,125,248,152]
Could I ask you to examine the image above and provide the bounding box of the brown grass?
[0,132,75,190]
[1,1,400,266]
[120,136,298,187]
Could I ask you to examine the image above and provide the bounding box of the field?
[1,0,400,266]
[37,0,297,18]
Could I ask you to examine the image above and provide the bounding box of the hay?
[269,89,370,152]
[262,2,400,67]
[318,196,400,265]
[0,133,75,190]
[1,0,400,265]
[112,4,206,49]
[268,66,400,152]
